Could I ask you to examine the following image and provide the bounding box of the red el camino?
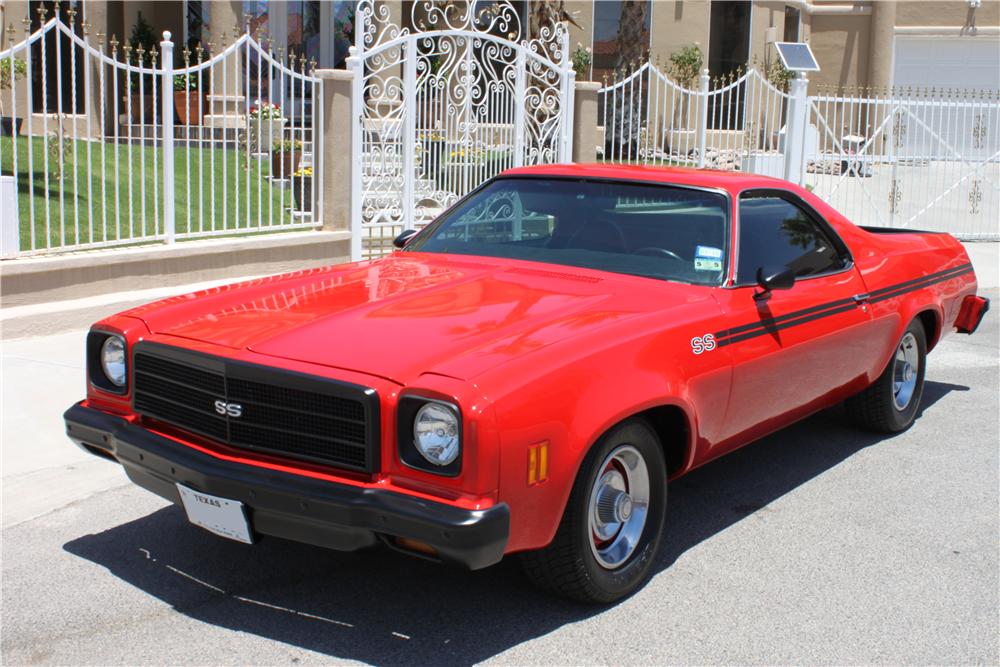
[65,165,989,603]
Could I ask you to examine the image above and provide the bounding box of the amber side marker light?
[528,441,549,485]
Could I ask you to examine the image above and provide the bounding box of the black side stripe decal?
[714,262,974,347]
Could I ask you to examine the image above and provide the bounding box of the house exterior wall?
[810,12,872,90]
[649,1,712,78]
[895,1,1000,28]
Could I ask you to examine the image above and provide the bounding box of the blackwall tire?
[520,419,667,604]
[845,319,927,433]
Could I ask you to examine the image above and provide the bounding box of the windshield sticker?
[694,246,723,271]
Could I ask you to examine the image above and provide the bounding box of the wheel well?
[916,309,940,351]
[634,405,690,478]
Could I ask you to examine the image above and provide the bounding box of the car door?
[711,190,877,452]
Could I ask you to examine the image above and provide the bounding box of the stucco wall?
[649,1,712,71]
[809,13,872,90]
[896,1,1000,28]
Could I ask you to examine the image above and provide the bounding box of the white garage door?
[892,36,999,161]
[893,36,1000,91]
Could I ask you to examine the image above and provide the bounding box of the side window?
[737,196,846,284]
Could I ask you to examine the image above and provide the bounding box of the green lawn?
[0,136,308,252]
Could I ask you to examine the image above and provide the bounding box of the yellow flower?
[292,167,313,177]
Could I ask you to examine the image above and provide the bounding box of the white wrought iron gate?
[805,88,999,240]
[350,0,573,258]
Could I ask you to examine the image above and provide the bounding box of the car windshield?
[406,177,729,285]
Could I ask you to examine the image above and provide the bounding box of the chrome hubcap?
[892,332,920,411]
[588,445,650,569]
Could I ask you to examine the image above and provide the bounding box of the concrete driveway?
[2,286,997,664]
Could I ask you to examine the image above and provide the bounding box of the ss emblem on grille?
[214,400,243,418]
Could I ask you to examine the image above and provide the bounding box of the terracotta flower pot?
[127,94,157,124]
[174,91,205,125]
[271,150,296,179]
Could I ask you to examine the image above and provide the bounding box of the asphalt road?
[2,291,997,665]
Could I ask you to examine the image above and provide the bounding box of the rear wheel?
[520,419,667,604]
[846,320,927,433]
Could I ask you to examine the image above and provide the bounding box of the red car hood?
[124,253,688,384]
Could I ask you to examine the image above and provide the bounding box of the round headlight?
[413,402,460,466]
[100,336,127,387]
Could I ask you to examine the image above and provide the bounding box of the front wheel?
[845,319,927,433]
[520,419,667,604]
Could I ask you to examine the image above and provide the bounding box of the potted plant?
[247,101,286,154]
[572,42,593,80]
[173,73,203,125]
[271,139,302,179]
[291,166,313,212]
[0,57,27,136]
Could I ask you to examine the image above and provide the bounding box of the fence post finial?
[160,31,176,244]
[36,4,47,21]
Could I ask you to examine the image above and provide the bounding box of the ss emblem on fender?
[691,334,716,355]
[214,400,243,417]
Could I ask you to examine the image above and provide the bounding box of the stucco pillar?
[866,2,895,147]
[572,81,600,163]
[1,1,30,132]
[204,0,244,127]
[314,69,354,235]
[867,0,896,91]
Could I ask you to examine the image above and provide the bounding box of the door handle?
[853,293,871,304]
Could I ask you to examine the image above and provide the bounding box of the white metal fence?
[351,0,574,259]
[599,62,999,240]
[3,12,997,261]
[805,87,999,240]
[599,63,789,175]
[0,9,322,257]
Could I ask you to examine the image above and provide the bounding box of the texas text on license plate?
[176,484,254,544]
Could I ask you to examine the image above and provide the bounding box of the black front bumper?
[64,403,508,570]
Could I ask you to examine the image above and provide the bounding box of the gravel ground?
[2,290,997,666]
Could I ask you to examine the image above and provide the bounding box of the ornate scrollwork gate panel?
[351,0,572,258]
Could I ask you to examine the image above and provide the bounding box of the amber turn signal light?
[528,441,548,485]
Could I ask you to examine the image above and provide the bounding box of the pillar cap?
[314,69,354,81]
[574,81,601,91]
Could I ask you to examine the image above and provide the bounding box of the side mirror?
[393,229,419,249]
[755,265,795,299]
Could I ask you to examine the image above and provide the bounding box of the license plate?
[176,484,253,544]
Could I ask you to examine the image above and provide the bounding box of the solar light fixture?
[774,42,820,72]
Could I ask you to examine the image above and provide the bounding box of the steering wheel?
[633,247,684,262]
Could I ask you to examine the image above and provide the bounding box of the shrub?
[572,43,592,79]
[668,44,703,89]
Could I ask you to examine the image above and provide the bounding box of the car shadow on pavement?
[63,380,966,666]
